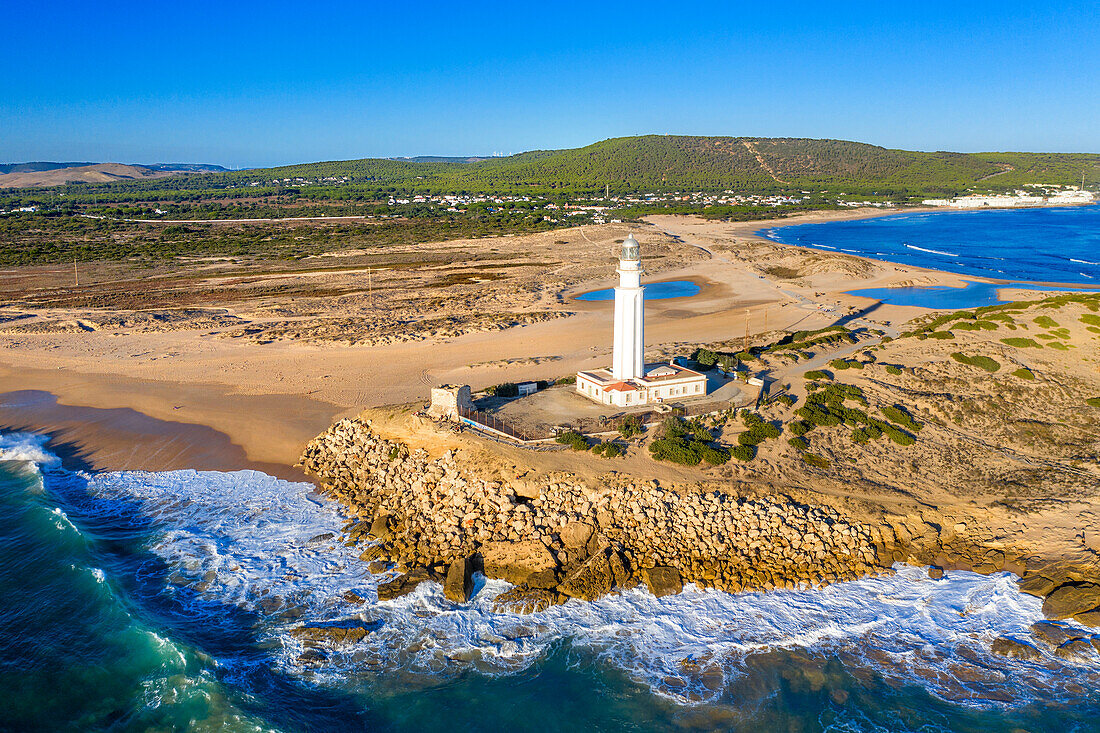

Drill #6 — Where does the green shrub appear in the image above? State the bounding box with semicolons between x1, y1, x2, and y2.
830;358;852;370
617;415;643;439
1087;397;1100;408
882;425;915;445
692;348;718;369
802;453;830;469
648;437;700;465
1047;342;1070;351
928;331;955;339
699;444;730;465
1081;314;1100;326
1012;367;1035;380
881;405;923;431
1001;337;1042;348
851;425;883;443
1034;316;1059;328
885;364;903;375
555;431;590;450
731;445;756;462
788;420;812;436
488;382;519;397
803;370;829;380
951;352;1000;372
555;375;577;385
787;436;809;451
595;442;622;458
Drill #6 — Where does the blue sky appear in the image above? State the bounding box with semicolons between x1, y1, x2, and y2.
4;1;1099;167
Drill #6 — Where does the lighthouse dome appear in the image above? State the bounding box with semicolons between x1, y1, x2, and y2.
620;234;640;261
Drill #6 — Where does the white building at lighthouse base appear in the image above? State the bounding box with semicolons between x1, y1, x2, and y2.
576;362;707;408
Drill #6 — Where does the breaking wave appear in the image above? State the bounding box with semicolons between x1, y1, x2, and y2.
904;244;959;257
7;432;1100;713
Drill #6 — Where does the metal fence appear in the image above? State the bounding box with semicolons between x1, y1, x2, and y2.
457;407;554;442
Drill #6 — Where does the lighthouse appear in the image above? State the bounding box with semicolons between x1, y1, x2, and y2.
611;234;645;380
575;233;708;407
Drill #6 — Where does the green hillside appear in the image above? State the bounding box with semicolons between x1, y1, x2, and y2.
5;135;1099;208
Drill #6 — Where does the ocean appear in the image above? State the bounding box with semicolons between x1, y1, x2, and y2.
4;432;1100;732
760;204;1100;308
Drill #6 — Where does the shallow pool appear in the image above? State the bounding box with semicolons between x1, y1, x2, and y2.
574;280;700;301
846;280;1099;309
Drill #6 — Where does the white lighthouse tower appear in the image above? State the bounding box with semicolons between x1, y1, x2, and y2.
575;233;708;407
611;233;645;380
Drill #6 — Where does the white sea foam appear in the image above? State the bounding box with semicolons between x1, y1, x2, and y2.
1070;258;1100;265
72;466;1100;709
0;432;61;467
904;244;960;257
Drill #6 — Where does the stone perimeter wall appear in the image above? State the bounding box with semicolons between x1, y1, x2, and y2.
299;417;893;608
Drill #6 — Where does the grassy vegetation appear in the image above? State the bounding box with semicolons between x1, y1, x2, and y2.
950;352;1001;372
1087;398;1100;408
794;382;917;448
1012;367;1036;380
803;370;829;380
829;358;864;370
885;365;903;375
1000;337;1042;348
555;431;590;451
1034;316;1060;328
1082;314;1100;326
649;417;730;466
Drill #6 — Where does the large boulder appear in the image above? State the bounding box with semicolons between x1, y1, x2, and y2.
1017;574;1058;598
558;551;615;601
444;558;474;603
491;586;561;614
642;566;683;598
560;521;594;550
290;625;369;646
368;513;392;541
990;637;1040;660
480;540;559;589
1041;583;1100;620
1030;621;1085;648
377;567;431;601
1055;638;1097;662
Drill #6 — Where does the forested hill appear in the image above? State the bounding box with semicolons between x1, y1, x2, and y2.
6;136;1099;204
215;135;1100;196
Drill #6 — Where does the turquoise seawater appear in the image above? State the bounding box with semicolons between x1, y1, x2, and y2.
4;432;1100;732
760;204;1100;308
575;280;701;301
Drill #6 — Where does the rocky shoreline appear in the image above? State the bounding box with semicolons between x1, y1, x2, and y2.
299;415;1100;656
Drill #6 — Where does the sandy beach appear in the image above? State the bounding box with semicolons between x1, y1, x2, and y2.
0;207;988;473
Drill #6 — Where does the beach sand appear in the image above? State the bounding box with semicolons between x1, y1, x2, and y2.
0;208;995;473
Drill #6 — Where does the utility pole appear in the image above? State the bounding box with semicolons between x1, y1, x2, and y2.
74;255;79;287
367;266;372;307
744;310;750;352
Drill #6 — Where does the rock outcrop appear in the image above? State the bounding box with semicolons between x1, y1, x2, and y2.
299;418;900;610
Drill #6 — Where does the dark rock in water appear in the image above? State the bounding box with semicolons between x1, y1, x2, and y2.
928;566;944;580
377;567;431;601
642;566;683;598
369;513;392;541
1018;574;1058;598
297;649;327;666
290;625;369;645
367;560;391;574
1030;621;1085;648
359;544;386;563
991;636;1041;660
444;558;474;603
346;520;371;541
1076;610;1100;628
1055;638;1097;662
1042;583;1100;620
342;590;366;605
491;586;561;614
307;532;335;544
558;551;614;601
